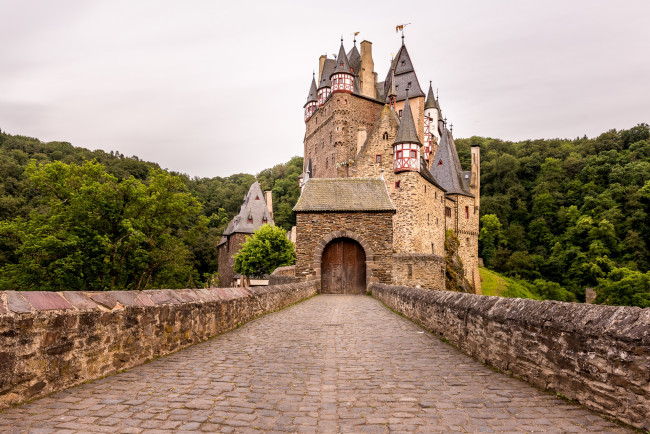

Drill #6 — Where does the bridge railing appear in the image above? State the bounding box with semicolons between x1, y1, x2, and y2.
370;282;649;430
0;282;317;409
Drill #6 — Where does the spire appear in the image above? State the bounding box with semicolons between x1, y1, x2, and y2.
393;92;422;146
425;81;439;110
429;127;472;196
332;40;353;77
387;70;397;109
304;73;318;106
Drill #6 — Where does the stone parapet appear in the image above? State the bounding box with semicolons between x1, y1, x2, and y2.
0;282;317;408
370;283;649;430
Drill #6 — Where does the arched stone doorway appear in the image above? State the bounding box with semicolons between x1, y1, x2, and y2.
321;238;366;294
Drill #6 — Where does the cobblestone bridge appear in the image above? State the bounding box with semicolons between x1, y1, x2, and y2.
0;295;631;433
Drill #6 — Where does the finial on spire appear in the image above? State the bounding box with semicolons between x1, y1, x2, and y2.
450;123;453;133
353;31;359;45
395;23;411;45
443;116;447;125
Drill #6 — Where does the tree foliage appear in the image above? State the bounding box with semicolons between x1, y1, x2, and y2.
233;225;295;278
457;122;650;306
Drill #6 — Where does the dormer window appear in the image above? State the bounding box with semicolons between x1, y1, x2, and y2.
255;195;260;200
247;215;253;224
262;216;267;224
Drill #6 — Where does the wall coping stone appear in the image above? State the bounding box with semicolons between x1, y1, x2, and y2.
370;282;650;429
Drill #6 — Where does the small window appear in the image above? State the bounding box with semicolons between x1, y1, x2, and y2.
262;217;267;224
337;99;340;105
425;185;427;193
344;99;348;105
329;132;332;143
395;181;400;188
255;195;260;200
325;158;328;169
435;191;437;199
436;217;439;224
383;132;389;140
410;150;416;158
431;243;435;254
465;206;469;218
376;154;382;163
396;150;402;159
438;159;443;166
445;207;451;217
248;216;253;224
399;110;403;117
407;264;413;278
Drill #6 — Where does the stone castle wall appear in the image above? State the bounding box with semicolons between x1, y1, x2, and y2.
371;283;650;430
294;211;393;285
217;232;248;286
454;194;481;293
304;93;383;179
392;253;445;290
0;282;317;408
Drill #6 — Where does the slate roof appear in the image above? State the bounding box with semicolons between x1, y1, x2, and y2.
318;59;336;89
429;127;473;197
425;81;440;110
382;44;425;102
394;94;422;145
293;178;395;212
348;44;361;75
331;42;353;77
222;182;275;236
304;75;318;107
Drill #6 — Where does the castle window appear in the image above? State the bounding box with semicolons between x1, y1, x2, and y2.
410;150;416;158
325;158;328;169
407;264;413;278
425;185;427;193
376;154;381;163
262;217;267;224
255;195;260;200
445;207;451;217
248;215;253;224
395;181;400;189
337;99;340;105
436;217;438;224
383;132;388;140
399;110;403;118
435;191;437;199
431;243;435;254
330;132;332;143
438;159;443;166
344;99;348;105
465;206;469;218
396;150;402;159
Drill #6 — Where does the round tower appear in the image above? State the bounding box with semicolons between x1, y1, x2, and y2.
424;81;440;161
304;74;318;122
393;92;422;173
330;39;354;94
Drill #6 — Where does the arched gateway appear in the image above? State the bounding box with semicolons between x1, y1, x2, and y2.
321;238;366;294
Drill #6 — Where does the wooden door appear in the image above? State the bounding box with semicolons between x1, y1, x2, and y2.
321;238;366;294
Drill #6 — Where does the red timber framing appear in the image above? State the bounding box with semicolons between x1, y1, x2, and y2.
304;102;317;121
331;73;353;93
423;116;433;161
318;87;331;106
393;143;420;172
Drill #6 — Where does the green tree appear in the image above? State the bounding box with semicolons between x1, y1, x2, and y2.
595;268;650;308
0;160;205;291
479;214;502;266
233;224;295;278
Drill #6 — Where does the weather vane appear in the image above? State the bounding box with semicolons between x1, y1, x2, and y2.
395;23;411;44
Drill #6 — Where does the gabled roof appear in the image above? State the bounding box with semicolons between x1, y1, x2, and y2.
331;41;353;77
222;181;274;236
394;94;422;145
318;59;336;89
294;178;395;212
304;75;318;107
425;81;439;110
429;128;473;197
383;44;425;102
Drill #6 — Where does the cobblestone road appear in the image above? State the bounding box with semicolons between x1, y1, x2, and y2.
0;295;631;433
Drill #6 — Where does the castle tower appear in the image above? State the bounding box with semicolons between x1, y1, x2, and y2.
331;40;354;94
304;74;318;122
387;70;397;110
424;82;440;163
317;56;335;107
392;92;422;173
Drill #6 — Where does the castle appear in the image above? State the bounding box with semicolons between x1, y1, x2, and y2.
292;36;481;294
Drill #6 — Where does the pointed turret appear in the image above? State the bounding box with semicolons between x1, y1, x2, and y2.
317;58;335;106
425;81;439;110
331;40;354;94
304;74;318;121
387;70;397;109
429;127;472;196
347;42;361;75
392;93;422;173
423;81;440;162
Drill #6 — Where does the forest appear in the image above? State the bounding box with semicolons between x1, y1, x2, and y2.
0;124;648;306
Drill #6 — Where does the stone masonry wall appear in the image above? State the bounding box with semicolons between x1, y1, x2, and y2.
371;283;650;429
304;93;383;179
454;194;481;293
392;253;445;290
217;232;248;287
295;212;393;285
0;282;317;408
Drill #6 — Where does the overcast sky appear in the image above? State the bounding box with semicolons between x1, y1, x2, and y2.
1;0;648;178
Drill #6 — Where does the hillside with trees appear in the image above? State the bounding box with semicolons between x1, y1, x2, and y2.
456;123;650;307
1;124;648;306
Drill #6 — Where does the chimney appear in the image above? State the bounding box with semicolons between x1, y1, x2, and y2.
318;55;327;84
470;145;481;209
264;190;273;218
359;40;375;98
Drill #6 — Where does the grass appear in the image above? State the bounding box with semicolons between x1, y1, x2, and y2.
479;267;541;300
